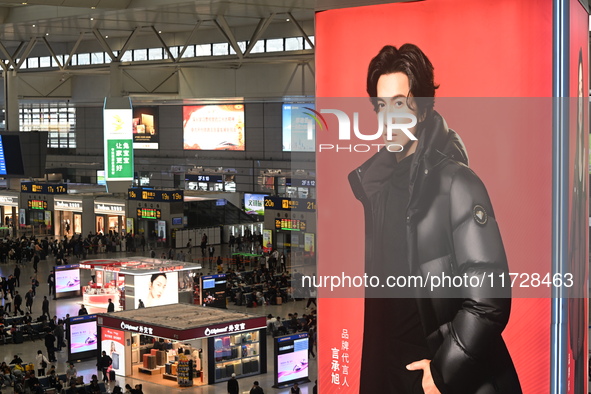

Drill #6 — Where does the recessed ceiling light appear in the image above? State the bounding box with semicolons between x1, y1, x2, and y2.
32;24;36;27
158;30;162;34
286;18;290;22
91;6;96;9
90;17;94;21
105;35;108;38
45;33;49;36
21;2;27;5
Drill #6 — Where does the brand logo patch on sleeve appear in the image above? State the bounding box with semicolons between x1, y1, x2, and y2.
473;205;488;225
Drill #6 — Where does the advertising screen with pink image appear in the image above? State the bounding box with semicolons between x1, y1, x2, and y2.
56;269;80;293
70;321;97;354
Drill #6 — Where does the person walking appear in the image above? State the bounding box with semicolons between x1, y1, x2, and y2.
227;373;239;394
25;289;34;313
4;290;12;313
13;290;23;316
107;299;115;313
42;296;50;319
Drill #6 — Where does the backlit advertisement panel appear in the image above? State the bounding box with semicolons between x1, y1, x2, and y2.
282;103;315;152
55;269;80;293
101;328;126;376
70;321;97;354
103;102;133;181
133;271;178;308
183;105;245;150
244;193;267;215
132;107;159;150
315;1;586;394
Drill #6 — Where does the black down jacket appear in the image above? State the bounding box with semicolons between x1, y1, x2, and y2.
348;111;522;394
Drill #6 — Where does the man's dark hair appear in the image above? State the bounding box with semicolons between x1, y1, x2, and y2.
367;43;439;118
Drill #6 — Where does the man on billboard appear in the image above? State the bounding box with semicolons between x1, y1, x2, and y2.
348;44;521;393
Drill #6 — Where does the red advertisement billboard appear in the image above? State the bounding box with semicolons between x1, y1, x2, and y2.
315;1;587;393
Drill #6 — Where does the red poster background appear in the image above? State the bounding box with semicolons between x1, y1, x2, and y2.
315;1;559;393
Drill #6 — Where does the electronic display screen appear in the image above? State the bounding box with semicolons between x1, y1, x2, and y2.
70;321;98;354
133;271;179;308
200;274;227;309
244;193;267;215
183;105;245;150
276;333;309;384
55;269;81;293
282;103;316;152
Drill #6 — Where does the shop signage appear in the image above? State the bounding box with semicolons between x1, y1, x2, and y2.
94;203;125;214
128;188;184;202
104;99;134;181
28;200;48;210
54;200;82;211
137;208;161;220
204;323;247;336
264;197;316;212
120;321;155;335
21;182;67;194
159;265;183;272
0;196;18;206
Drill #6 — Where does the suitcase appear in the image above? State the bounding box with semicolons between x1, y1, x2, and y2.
147;355;156;369
171;363;177;375
165;363;172;374
156;350;166;366
276;296;282;305
215;367;223;381
109;370;116;381
142;354;150;368
233;362;242;376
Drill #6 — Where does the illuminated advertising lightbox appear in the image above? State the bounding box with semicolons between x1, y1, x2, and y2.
275;333;309;386
103;98;134;181
262;229;272;253
133;271;178;308
183;105;245;150
55;269;80;293
70;320;98;354
244;193;267;215
101;328;126;376
200;274;227;309
132;107;159;150
282;103;315;152
315;1;587;394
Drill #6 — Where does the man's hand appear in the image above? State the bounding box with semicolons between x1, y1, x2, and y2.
406;359;441;394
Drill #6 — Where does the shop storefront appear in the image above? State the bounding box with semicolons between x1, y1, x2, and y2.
97;304;267;387
94;199;127;235
54;198;83;238
0;193;18;236
80;257;201;310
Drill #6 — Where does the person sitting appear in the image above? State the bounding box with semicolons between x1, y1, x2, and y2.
9;355;22;365
87;375;101;394
47;369;62;393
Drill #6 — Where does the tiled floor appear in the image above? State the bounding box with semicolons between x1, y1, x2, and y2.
0;246;317;393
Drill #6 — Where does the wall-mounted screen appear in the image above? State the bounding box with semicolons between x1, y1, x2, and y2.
132;107;159;150
183;105;245;150
244;193;267;215
282;103;315;152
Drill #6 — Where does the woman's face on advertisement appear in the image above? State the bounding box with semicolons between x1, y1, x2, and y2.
376;72;419;158
150;275;167;299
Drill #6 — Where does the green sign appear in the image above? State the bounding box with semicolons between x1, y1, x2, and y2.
107;139;133;179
